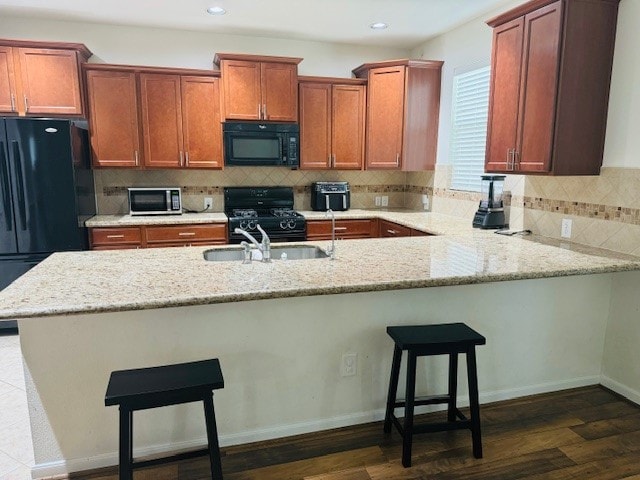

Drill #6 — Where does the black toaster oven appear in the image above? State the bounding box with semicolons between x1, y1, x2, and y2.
311;182;350;211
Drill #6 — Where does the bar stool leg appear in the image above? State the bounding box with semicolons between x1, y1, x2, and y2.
384;345;403;434
118;407;133;480
466;347;483;458
203;393;224;480
447;353;459;422
402;351;417;468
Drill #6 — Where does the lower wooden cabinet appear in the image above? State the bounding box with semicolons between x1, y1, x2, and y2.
306;219;379;240
89;224;227;250
90;227;142;249
145;224;227;247
379;219;411;238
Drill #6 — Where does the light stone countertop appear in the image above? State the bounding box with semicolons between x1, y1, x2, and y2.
85;212;228;226
1;214;640;319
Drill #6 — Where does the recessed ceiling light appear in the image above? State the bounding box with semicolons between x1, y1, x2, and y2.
207;6;226;15
370;22;388;30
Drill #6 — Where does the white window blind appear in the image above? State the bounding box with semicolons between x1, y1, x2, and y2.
449;65;490;192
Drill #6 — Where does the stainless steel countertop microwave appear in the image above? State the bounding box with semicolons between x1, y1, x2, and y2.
128;188;182;215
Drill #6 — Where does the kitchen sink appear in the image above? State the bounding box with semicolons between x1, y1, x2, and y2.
203;245;329;262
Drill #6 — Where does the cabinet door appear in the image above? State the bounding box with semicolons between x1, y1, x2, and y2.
332;85;365;170
16;48;83;115
516;1;562;173
0;47;17;114
86;70;141;167
261;62;298;122
181;76;223;169
366;66;405;169
299;83;331;169
221;60;261;120
485;18;524;172
140;74;183;168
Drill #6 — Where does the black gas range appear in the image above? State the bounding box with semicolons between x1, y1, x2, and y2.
224;187;306;243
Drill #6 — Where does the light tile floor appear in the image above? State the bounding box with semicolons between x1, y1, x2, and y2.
0;334;34;480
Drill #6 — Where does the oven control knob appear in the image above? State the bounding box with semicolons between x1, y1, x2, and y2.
287;220;296;229
248;221;257;230
280;220;287;229
240;220;248;230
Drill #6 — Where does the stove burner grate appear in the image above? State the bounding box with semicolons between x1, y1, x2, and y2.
232;209;258;218
271;208;297;217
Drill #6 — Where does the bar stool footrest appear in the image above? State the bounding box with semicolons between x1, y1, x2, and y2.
393;394;451;408
132;447;210;470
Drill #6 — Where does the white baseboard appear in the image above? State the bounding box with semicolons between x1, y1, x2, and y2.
600;375;640;405
30;375;601;479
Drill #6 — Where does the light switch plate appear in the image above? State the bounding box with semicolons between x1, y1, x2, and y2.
561;218;572;238
381;196;389;207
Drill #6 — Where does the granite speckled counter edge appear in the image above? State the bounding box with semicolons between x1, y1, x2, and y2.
1;227;640;319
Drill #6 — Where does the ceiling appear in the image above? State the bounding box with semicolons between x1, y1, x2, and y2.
0;0;516;49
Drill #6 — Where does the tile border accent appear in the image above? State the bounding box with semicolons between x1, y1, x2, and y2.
104;185;406;196
523;196;640;225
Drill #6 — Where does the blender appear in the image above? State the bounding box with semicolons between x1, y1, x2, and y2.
473;175;507;229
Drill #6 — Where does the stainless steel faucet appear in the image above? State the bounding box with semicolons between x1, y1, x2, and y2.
325;208;336;260
234;225;271;262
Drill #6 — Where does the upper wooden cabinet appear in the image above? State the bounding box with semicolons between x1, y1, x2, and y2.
215;53;301;122
485;0;620;175
0;39;91;116
85;69;141;167
298;77;366;170
85;64;222;169
353;59;443;171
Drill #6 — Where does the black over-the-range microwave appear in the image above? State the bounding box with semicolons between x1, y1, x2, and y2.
223;121;299;168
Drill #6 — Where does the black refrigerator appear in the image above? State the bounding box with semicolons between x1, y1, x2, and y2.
0;118;95;330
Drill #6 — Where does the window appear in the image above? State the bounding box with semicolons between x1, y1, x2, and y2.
449;65;490;192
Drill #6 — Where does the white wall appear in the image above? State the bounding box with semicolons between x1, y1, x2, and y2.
413;0;640;170
602;0;640;168
601;270;640;404
0;15;408;77
20;274;612;477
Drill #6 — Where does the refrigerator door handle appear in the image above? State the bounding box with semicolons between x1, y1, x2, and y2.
0;141;12;231
11;141;27;231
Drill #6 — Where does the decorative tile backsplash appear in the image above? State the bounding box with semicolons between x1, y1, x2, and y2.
94;166;640;256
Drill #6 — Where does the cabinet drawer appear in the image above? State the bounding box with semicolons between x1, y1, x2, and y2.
307;219;377;240
145;224;227;244
90;227;142;247
379;220;411;237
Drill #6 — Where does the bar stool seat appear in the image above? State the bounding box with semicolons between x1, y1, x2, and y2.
384;323;486;467
105;358;224;480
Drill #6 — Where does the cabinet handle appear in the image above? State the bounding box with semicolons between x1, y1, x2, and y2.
387;229;397;235
263;104;267;120
134;150;139;166
328;154;331;167
23;96;28;113
10;94;15;112
332;154;336;168
178;232;196;236
506;148;515;171
179;151;184;166
514;150;520;170
106;234;125;239
334;227;347;231
185;151;190;166
395;153;400;166
257;104;261;118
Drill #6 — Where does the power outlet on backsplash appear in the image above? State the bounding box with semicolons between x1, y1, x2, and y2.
204;197;213;211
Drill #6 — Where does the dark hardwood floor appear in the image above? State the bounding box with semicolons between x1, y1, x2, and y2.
68;386;640;480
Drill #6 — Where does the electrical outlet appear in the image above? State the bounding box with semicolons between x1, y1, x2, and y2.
421;194;430;210
375;196;382;207
381;196;389;207
341;353;357;377
561;218;572;238
204;197;213;210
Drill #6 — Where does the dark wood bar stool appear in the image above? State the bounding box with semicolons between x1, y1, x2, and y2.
105;358;225;480
384;323;486;467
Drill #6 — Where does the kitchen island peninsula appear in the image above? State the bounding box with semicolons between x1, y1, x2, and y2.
2;212;640;478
